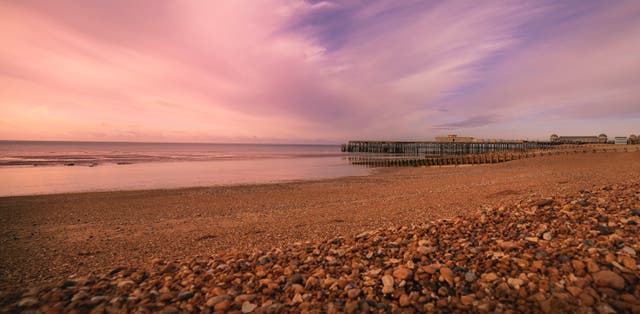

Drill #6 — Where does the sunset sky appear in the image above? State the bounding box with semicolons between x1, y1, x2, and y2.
1;0;639;143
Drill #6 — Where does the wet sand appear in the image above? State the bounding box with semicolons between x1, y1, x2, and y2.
1;151;639;291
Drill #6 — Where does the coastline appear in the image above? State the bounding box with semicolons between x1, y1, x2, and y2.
0;156;369;197
1;151;640;292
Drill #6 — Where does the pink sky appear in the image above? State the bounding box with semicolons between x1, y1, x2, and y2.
1;0;639;143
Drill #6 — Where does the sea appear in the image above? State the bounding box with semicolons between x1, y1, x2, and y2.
0;141;369;196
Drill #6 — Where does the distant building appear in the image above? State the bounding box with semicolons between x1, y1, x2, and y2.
598;134;608;143
549;134;607;144
435;134;474;143
615;137;627;145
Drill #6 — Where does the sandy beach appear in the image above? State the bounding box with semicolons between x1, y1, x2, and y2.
1;151;639;294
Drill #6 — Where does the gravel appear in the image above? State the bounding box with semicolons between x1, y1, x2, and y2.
1;183;639;313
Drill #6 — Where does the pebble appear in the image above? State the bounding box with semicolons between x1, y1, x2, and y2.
214;299;231;311
3;184;640;313
399;294;411;307
460;294;475;306
392;267;412;281
177;291;193;301
381;275;394;294
17;297;38;308
241;302;257;313
346;288;360;299
464;271;477;282
416;246;435;254
507;278;524;290
593;270;625;290
439;267;455;286
71;291;89;302
116;280;134;290
622;246;636;256
594;225;613;235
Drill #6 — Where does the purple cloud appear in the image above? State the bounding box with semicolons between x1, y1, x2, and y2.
0;0;638;142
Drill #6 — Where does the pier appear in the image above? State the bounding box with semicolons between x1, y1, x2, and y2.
341;140;557;156
341;140;635;167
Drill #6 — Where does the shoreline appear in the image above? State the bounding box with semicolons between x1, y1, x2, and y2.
0;156;369;197
0;171;379;198
1;151;640;292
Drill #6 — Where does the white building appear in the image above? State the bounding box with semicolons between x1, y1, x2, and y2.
614;137;627;145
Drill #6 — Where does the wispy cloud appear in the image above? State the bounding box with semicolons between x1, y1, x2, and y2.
0;0;638;142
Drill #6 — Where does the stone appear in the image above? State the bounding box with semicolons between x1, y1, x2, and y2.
417;246;435;255
71;291;89;302
347;288;360;299
399;294;411;307
242;302;257;313
289;273;304;284
595;303;616;314
18;297;38;308
593;270;625;290
571;260;585;271
89;296;108;304
542;232;553;240
392;267;413;281
344;300;358;313
439;267;455;286
578;292;595;306
481;272;499;282
533;260;544;270
305;276;319;289
507;278;524;290
496;282;510;296
161;306;180;314
500;241;518;250
537;199;553;207
206;295;230;307
116;280;135;290
566;286;582;297
422;264;437;274
177;291;193;301
631;208;640;216
621;246;636;256
460;294;475;306
595;225;613;235
381;275;394;294
464;271;477;282
622;256;636;269
290;284;304;294
214;299;231;312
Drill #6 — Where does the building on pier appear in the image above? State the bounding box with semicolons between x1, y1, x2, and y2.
615;137;628;145
435;135;474;143
549;134;607;144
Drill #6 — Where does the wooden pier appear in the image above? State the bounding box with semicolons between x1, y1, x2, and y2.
341;141;632;167
341;140;557;157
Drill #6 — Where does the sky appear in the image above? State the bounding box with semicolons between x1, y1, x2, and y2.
0;0;639;143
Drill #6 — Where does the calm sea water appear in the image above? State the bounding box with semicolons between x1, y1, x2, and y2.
0;141;369;196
